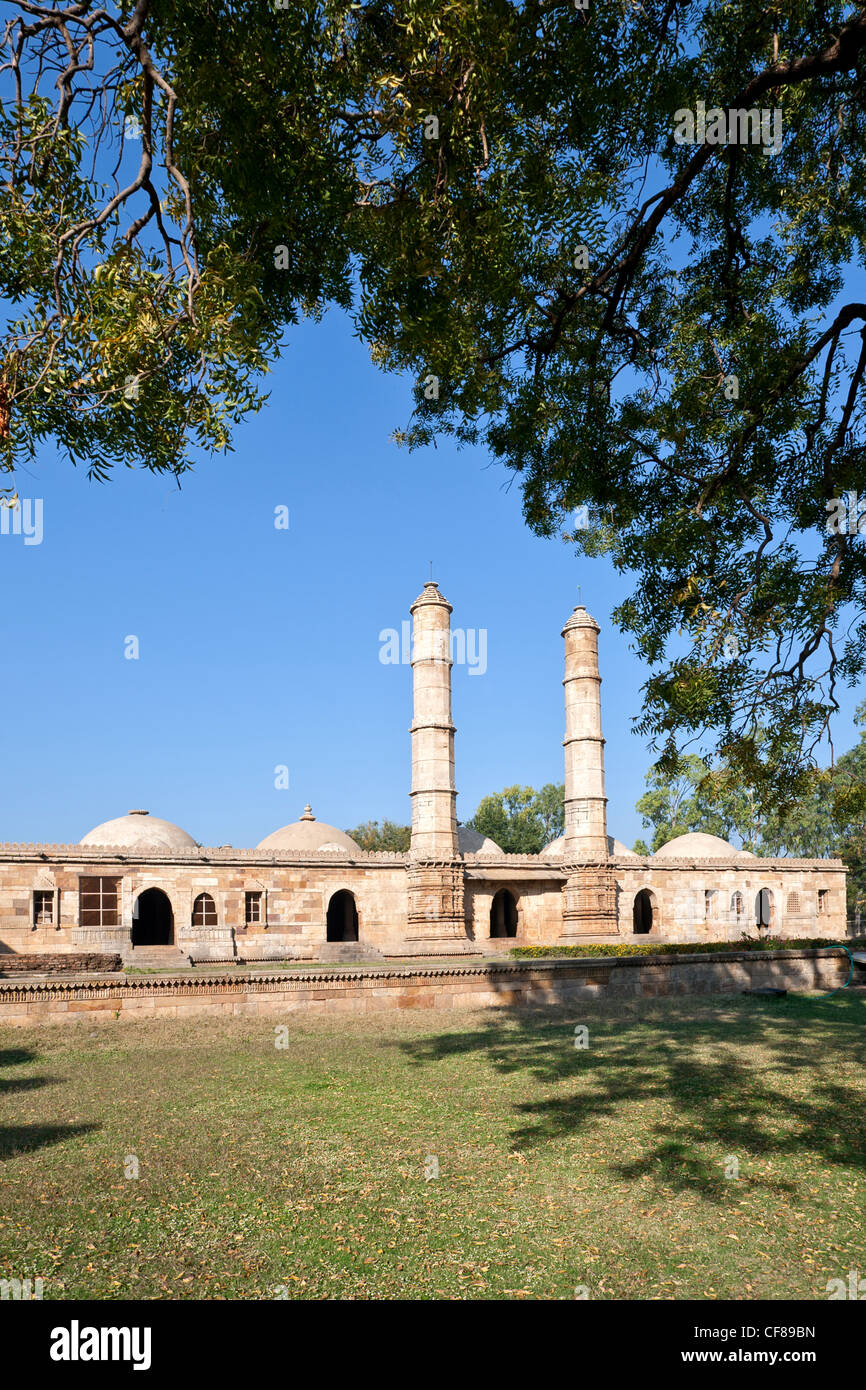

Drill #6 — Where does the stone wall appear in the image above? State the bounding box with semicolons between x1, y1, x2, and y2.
0;952;122;976
612;857;845;942
0;948;853;1027
0;845;849;960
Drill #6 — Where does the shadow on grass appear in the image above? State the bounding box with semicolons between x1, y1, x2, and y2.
0;1048;40;1068
0;1075;57;1096
393;992;866;1200
0;1122;99;1160
0;1045;59;1097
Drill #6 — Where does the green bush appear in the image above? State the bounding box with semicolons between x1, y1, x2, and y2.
509;937;866;960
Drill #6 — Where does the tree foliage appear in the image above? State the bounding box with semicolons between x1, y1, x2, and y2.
4;2;866;794
634;705;866;915
346;818;411;852
467;783;564;853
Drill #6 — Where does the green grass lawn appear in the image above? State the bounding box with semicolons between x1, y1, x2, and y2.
1;992;865;1300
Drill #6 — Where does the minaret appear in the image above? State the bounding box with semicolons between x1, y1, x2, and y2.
405;579;465;949
409;580;459;859
562;604;609;857
559;601;618;938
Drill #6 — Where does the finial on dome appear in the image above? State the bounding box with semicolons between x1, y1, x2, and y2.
300;804;316;821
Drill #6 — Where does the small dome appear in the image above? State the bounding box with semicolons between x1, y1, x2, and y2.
80;809;197;850
458;825;504;855
256;805;360;854
653;831;750;859
541;834;637;857
609;836;639;858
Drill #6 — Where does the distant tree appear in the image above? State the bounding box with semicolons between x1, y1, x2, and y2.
346;820;411;852
467;784;564;855
634;754;730;854
830;701;866;920
633;718;866;917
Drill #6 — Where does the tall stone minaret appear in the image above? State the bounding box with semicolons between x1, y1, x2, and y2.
559;602;618;938
406;580;465;949
562;604;609;856
409;580;459;859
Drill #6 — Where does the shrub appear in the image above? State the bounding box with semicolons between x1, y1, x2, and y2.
509;937;866;960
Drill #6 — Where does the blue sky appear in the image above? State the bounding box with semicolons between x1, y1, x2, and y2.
1;305;861;852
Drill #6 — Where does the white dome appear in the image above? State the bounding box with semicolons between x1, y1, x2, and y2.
542;834;637;857
653;831;751;859
458;825;504;855
257;806;360;854
80;810;197;850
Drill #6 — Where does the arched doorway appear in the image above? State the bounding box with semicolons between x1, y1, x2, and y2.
327;890;359;943
132;888;174;946
490;889;518;938
756;888;773;929
633;889;654;934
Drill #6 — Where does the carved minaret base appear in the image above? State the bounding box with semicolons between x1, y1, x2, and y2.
559;602;618;939
561;862;618;938
405;861;466;944
405;581;468;949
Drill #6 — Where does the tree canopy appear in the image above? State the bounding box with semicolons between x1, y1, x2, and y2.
346;818;411;852
467;783;564;854
633;707;866;916
4;2;866;797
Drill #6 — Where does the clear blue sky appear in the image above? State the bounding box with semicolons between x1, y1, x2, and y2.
1;307;861;851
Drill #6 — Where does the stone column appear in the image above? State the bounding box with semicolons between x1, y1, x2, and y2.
406;580;466;947
559;603;618;938
562;605;608;856
409;581;459;859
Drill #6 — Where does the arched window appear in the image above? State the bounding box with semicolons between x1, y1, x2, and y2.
327;890;359;943
755;888;774;929
489;889;518;938
633;889;654;934
192;892;217;927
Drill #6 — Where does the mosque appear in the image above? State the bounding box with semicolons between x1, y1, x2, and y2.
0;582;847;964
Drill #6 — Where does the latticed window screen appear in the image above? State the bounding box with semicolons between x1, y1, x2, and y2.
33;890;54;925
192;892;218;927
245;891;262;925
786;891;801;913
79;877;121;927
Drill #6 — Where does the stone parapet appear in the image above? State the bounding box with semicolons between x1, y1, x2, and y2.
0;948;854;1026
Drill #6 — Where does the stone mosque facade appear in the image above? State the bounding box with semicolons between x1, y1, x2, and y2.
0;583;848;964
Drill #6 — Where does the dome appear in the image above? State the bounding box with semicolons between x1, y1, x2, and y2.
542;834;638;857
458;825;504;855
80;809;197;850
653;831;751;859
256;806;360;854
609;836;639;858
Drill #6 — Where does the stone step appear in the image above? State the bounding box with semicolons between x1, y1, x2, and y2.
317;942;386;963
125;946;191;970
